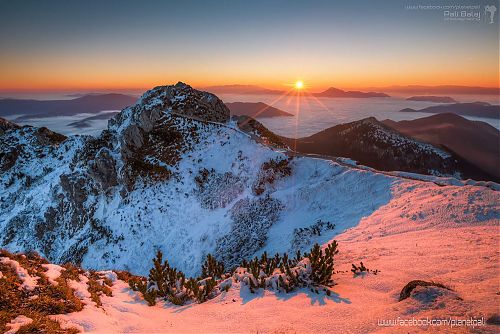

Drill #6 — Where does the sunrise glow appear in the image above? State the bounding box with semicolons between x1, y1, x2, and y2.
0;1;498;92
295;81;304;90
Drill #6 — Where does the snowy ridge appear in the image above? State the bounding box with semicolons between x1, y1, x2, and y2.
342;117;451;159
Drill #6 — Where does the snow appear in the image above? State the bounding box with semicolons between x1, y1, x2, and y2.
2;98;498;280
52;223;498;333
52;180;499;333
4;315;33;334
0;257;39;291
69;274;92;303
41;263;65;286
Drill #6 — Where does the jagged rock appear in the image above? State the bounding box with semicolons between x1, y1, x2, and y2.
0;149;19;172
60;173;89;208
140;82;230;124
110;82;230;160
88;148;118;191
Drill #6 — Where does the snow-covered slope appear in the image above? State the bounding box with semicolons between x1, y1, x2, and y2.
0;83;498;280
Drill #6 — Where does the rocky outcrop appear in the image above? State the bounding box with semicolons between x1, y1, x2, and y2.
0;117;20;136
109;82;230;160
88;148;118;192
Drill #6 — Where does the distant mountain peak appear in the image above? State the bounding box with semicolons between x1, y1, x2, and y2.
225;102;293;118
202;84;284;95
314;87;389;98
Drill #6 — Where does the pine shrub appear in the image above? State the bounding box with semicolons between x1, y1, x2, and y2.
200;254;224;280
132;242;340;306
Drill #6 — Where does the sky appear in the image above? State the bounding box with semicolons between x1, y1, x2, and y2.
0;0;498;92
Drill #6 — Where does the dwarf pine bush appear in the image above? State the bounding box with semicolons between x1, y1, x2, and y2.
131;241;340;306
200;254;225;280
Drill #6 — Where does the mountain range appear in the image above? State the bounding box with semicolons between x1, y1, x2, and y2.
0;94;137;120
281;116;498;182
368;85;500;95
313;87;389;98
201;84;284;95
384;113;500;179
400;102;500;119
1;82;496;276
406;96;456;103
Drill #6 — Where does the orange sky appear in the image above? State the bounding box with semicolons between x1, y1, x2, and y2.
1;1;498;92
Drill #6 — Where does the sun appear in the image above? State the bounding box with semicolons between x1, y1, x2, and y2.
294;80;304;90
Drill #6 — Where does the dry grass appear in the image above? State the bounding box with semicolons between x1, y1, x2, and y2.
0;249;82;333
87;271;113;307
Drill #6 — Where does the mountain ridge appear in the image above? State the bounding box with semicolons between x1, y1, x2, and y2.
0;93;137;119
399;102;500;119
314;87;389;98
281;117;498;182
226;102;293;118
383;113;500;179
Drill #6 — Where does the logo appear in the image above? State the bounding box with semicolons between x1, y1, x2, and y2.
484;5;497;24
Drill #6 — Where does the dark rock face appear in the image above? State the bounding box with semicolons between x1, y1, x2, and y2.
0;150;19;172
88;148;118;192
32;127;67;145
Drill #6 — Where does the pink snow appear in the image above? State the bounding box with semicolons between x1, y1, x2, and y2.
41;263;65;286
51;181;499;333
4;315;33;334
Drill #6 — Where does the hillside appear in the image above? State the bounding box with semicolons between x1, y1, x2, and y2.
384;113;500;180
281;117;496;181
1;182;499;333
226;102;293;118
